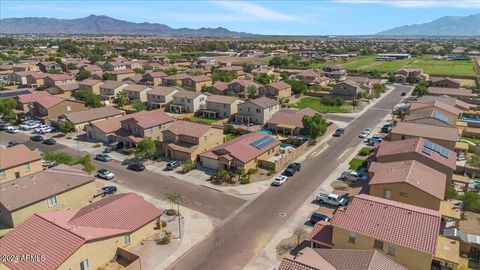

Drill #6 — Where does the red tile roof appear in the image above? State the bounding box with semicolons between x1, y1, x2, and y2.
124;109;174;129
369;160;447;199
46;74;74;81
267;108;317;128
308;221;333;246
0;144;41;170
409;100;460;116
428;87;476;98
16;91;51;104
331;194;441;254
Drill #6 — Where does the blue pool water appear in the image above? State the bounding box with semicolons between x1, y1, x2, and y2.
280;143;290;148
462;117;480;124
257;129;273;135
469;180;480;189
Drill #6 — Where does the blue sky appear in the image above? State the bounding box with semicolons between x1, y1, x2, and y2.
1;0;480;35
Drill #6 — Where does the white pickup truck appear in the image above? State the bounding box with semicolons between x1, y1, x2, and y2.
316;193;349;206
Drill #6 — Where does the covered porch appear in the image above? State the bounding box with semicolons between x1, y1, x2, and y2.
234;114;253;124
272;124;297;137
169;104;184;114
200;109;219;119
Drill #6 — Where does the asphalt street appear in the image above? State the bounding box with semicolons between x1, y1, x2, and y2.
169;84;412;270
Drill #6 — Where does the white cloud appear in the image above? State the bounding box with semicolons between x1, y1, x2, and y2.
212;1;302;21
333;0;480;8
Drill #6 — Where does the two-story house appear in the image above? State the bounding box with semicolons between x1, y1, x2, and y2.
389;122;459;150
26;72;48;89
161;120;224;161
58;106;124;132
183;75;213;92
146;86;180;109
332;80;368;100
405;100;460;127
37;61;61;72
123;83;151;102
0;145;43;184
429;77;461;88
44;74;76;88
143;71;167;86
320;65;347;81
235;96;280;125
258;81;292;100
0;164;96;231
102;61;128;71
224;79;260;98
394;68;429;84
78;79;104;95
99;80;129;102
170;91;207;113
201;94;243;119
162;73;190;87
8;71;35;85
110;69;136;81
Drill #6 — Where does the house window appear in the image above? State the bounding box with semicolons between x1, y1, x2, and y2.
0;170;5;179
388;244;396;256
382;189;391;199
373;239;384;250
256;108;261;113
204;135;207;142
23;163;31;171
47;195;57;207
399;192;408;197
66;105;71;112
80;259;89;270
123;235;131;245
348;232;356;243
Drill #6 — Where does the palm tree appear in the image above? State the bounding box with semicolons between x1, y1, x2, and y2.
116;91;129;109
166;192;185;215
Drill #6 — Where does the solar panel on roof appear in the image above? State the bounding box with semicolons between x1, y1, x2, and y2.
424;140;434;150
424;140;450;159
440;148;450;158
433;111;450;123
250;136;275;149
422;147;432;155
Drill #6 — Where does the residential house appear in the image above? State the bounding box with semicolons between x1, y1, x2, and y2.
125;74;143;84
416;95;474;111
279;247;406;270
368;160;447;210
54;83;79;96
143;71;167;86
389;122;459;150
320;65;347;81
296;70;320;85
15;91;51;114
161;120;224;161
123;84;151;102
405;100;460;127
79;64;103;75
183;75;213;92
86;113;134;143
258;81;292;100
162;73;190;87
430;77;461;88
44;74;76;88
78;79;104;95
332;80;369;100
12;63;39;72
146;86;180;109
58;106;124;131
394;68;429;84
199;133;280;171
26;72;47;89
211;82;229;95
8;71;34;85
0;193;162;270
309;194;443;270
99;80;129;101
102;61;128;71
143;62;162;71
426;87;477;102
0;165;96;230
37;61;61;72
170;91;207;113
202;94;243;119
114;110;174;148
225;79;261;98
0;145;43;184
266;108;317;136
111;69;136;81
235;96;280;125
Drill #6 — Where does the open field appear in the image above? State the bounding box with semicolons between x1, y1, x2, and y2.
404;56;478;77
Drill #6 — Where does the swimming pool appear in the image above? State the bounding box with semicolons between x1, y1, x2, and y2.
462;117;480;124
256;129;273;135
280;143;290;148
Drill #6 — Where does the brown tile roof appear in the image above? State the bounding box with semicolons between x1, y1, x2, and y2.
428;87;476;98
0;165;95;211
0;193;162;270
90;113;133;134
188;75;211;82
173;90;203;99
266;80;291;90
267;108;317;128
390;122;459;142
78;79;103;87
124;83;150;92
308;220;333;246
17;91;51;104
45;74;75;81
332;194;441;254
164;73;190;80
100;80;128;90
409;100;460;116
122;109;174;129
297;70;318;78
231;79;260;88
430;77;460;84
26;72;48;79
212;82;229;91
62;106;123;124
416;95;473;110
166;120;211;137
374;138;456;171
110;69;134;75
147;86;180;96
146;71;167;78
248;96;279;108
206;94;239;104
56;83;79;92
369;160;447;199
200;133;280;163
0;144;41;170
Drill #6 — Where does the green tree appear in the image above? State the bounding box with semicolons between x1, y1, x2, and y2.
102;72;114;80
166;192;185;215
78;154;95;173
413;81;429;97
165;68;177;75
286;79;308;95
132;100;147;111
467;150;480;171
76;70;92;80
0;98;17;122
334;97;344;107
247;85;257;98
387;74;396;83
48;69;62;74
321;96;335;112
200;84;211;93
59;120;75;134
115;91;129;109
351;99;359;112
66;63;77;70
133;67;145;74
74;90;103;108
211;71;237;82
460;192;480;212
301;113;328;139
135;137;157;160
446;186;458;199
255;73;275;85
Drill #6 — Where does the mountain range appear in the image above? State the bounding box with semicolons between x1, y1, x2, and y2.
0;15;251;37
377;13;480;36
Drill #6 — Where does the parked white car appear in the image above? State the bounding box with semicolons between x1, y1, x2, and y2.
316;193;348;206
20;121;41;130
34;125;53;133
5;126;19;133
272;175;288;186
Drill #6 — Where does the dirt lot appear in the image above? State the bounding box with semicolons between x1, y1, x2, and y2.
460;211;480;235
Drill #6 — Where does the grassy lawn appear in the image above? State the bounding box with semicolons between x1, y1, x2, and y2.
404;56;478;77
349;158;366;170
292;97;351;113
342;56;377;70
189;116;218;124
461;136;480;145
224;134;239;142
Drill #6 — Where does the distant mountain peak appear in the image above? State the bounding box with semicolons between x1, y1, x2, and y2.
0;15;253;37
378;13;480;36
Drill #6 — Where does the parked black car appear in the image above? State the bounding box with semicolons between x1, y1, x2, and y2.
8;140;19;147
282;162;301;176
102;186;117;196
30;135;44;142
333;128;345;137
127;162;145;172
381;124;394;133
42;138;56;145
310;212;331;224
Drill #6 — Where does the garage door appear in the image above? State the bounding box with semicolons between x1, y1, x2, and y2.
200;157;218;170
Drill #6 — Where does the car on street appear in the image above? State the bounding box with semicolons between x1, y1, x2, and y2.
358;129;371;138
42;138;56;145
30;135;44;142
95;153;112;162
309;212;331;224
6;126;19;133
34;125;53;133
127;162;145;172
272;175;288;186
42;160;58;168
8;140;19;147
282;162;301;176
316;193;349;206
340;170;368;182
333;128;345;137
102;186;117;196
381;124;394;133
20;121;40;130
97;168;115;180
368;137;383;146
165;160;181;171
0;123;7;131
